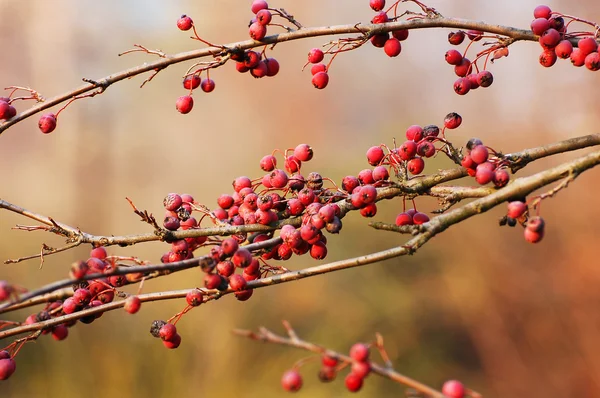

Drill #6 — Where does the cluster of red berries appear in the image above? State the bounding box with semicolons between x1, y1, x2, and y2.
530;5;600;70
444;31;495;95
504;200;545;243
1;95;57;135
0;98;16;122
150;320;182;349
368;1;409;58
460;138;510;187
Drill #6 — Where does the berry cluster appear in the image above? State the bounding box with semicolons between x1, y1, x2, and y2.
531;5;600;70
503;200;546;243
460;138;511;187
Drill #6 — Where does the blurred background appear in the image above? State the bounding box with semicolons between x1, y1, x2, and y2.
1;1;600;397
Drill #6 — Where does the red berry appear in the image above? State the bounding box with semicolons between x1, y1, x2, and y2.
578;37;598;56
398;140;417;160
251;0;269;14
539;28;560;49
221;237;239;256
405;125;423;141
371;11;389;24
475;164;494;185
256;9;272;25
281;369;302;392
453;77;471;95
90;246;108;260
442;380;466;398
312;71;329;89
322;355;338;367
345;373;364;392
235;289;254;301
350;343;370;362
265;57;280;77
384;38;402;57
585;52;600;71
177;15;193;31
284;155;301;173
445;49;463;66
228;274;248;291
570;48;586;67
413;212;430;225
539;49;557;67
531;18;551;36
444;112;462;129
370;33;389;48
186;289;204;306
244;51;261;69
392;29;409;41
360;203;377;217
51;324;69;341
38;113;57;134
200;78;215;93
493;168;510;188
163;193;183;211
183;75;201;90
249;21;267;41
308;48;324;64
395;212;413;226
454;57;472;77
467;30;483;41
310;241;328;260
507;201;527;218
294;143;313;161
533;5;552;19
232;248;253;268
366;146;385;166
162;333;181;349
476;70;494;87
124;296;141;314
159;323;177;341
251;61;268;78
351;361;371;379
0;358;16;380
470;145;489;164
358;169;375;185
176;95;194;114
407;157;425;175
524;217;545;243
369;0;385;12
372;165;389;181
448;31;465;45
0;101;10;120
359;185;377;204
311;63;327;75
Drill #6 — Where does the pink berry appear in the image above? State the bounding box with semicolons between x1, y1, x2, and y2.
312;71;329;89
308;48;324;64
183;75;201;90
228;274;248;291
578;37;598;56
442;380;466;398
345;373;364;392
176;95;194;114
384;38;402;57
264;58;280;77
531;18;550;36
405;125;424;141
249;21;267;41
251;0;269;14
475;164;494;185
570;48;586;67
256;9;272;25
539;28;560;49
372;165;389;181
294;144;313;161
444;112;462;129
533;5;552;20
369;0;385;12
453;77;471;95
350;343;370;362
454;57;472;77
585;52;600;71
311;63;327;75
177;15;193;31
0;358;16;380
413;212;430;225
366;146;385;166
51;324;69;341
470;145;489;164
281;369;302;392
38;113;57;134
200;78;215;93
124;296;141;314
395;212;413;226
507;201;527;218
493;168;510;188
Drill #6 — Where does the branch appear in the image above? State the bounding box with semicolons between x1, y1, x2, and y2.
3;147;599;340
0;17;537;135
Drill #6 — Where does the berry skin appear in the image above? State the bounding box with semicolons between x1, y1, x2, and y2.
405;125;424;141
539;49;557;67
177;15;193;31
294;143;313;161
395;212;413;226
442;380;466;398
308;48;324;64
249;21;267;41
493;169;510;188
345;373;364;392
407;157;425;175
413;212;430;225
476;70;494;87
533;5;552;19
250;61;268;78
371;11;389;24
350;343;370;362
372;165;389;181
312;71;329;89
578;37;598;56
360;203;377;217
531;18;550;36
444;112;462;129
369;0;385;12
585;52;600;71
159;323;177;341
453;77;471;95
384;38;402;57
221;237;239;256
232;248;253;268
539;29;560;49
51;324;69;341
445;49;463;66
256;9;272;25
311;63;327;75
251;0;269;14
475;164;494;185
398;140;417;160
235;289;254;301
281;369;302;392
454;58;472;77
176;95;194;114
524;226;544;243
38;113;57;134
228;274;248;291
470;145;489;164
0;101;9;120
124;296;141;314
90;246;108;260
507;201;527;218
570;49;586;67
244;51;261;69
370;33;389;48
448;31;465;45
162;333;181;349
310;241;328;260
200;78;215;93
163;193;183;211
183;75;201;90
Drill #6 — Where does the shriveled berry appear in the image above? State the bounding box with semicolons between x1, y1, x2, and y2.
177;15;193;31
417;141;435;158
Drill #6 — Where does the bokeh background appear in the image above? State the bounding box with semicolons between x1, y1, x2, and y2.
1;1;600;397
